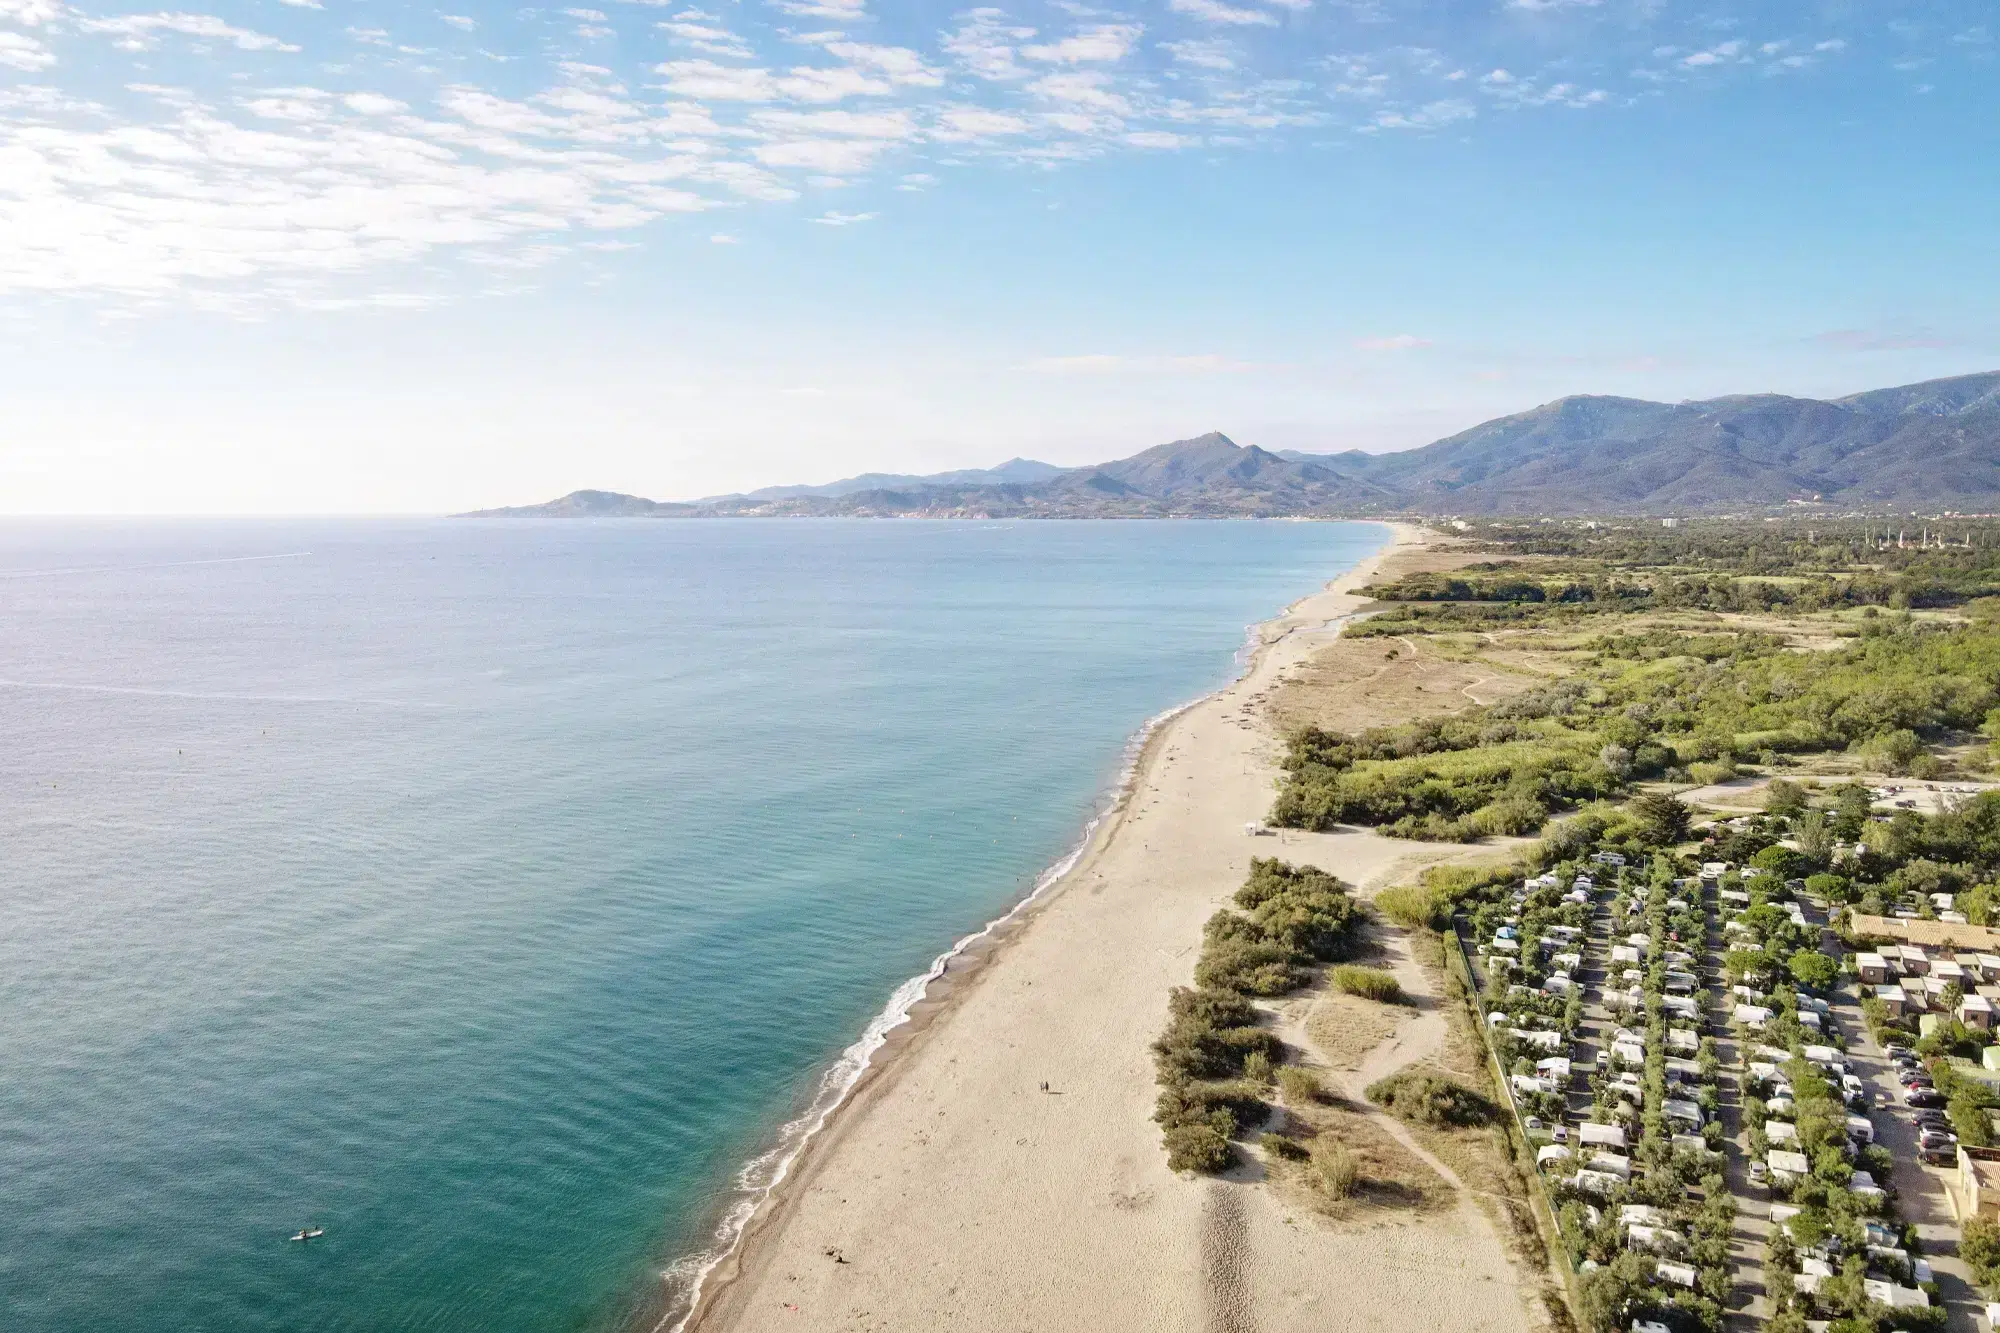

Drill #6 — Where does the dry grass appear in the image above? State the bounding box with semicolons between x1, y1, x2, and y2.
1265;632;1537;735
1304;993;1406;1072
1401;933;1575;1332
1270;1093;1449;1219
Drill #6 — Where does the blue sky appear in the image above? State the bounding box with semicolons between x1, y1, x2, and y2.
0;0;1995;510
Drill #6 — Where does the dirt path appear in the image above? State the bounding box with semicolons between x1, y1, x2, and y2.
1270;920;1466;1191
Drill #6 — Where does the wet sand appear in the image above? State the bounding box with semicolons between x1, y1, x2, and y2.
688;522;1539;1333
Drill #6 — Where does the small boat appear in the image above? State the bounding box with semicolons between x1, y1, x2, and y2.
289;1228;325;1243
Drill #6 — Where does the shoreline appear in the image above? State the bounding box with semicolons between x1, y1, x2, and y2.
661;520;1415;1333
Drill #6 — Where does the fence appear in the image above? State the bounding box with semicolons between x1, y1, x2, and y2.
1441;920;1586;1313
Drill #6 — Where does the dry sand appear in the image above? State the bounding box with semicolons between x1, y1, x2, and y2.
688;522;1543;1333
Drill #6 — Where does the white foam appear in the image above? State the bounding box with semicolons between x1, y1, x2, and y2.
654;563;1372;1333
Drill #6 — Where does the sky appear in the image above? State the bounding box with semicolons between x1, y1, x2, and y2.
0;0;1996;511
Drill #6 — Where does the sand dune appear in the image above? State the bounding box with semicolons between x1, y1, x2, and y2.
689;523;1541;1333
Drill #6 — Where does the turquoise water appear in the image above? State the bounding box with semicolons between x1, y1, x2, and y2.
0;517;1386;1333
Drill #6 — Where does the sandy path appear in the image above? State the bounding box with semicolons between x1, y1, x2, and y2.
1270;921;1465;1193
688;524;1537;1333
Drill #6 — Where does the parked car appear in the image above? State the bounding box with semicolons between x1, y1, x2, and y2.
1749;1160;1770;1186
1906;1088;1946;1108
1920;1129;1958;1151
1915;1110;1952;1129
1923;1145;1957;1166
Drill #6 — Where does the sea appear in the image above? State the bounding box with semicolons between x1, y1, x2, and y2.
0;516;1387;1333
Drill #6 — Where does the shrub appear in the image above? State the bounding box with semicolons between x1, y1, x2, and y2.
1365;1069;1497;1127
1857;727;1929;775
1309;1140;1359;1198
1764;778;1808;818
1164;1124;1235;1173
1261;1131;1310;1162
1194;934;1303;995
1151;986;1282;1081
1331;965;1403;1003
1470;795;1550;837
1374;883;1444;930
1242;1051;1274;1084
1154;1078;1268;1138
1276;1065;1326;1106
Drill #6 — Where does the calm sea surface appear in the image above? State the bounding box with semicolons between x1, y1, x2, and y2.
0;517;1386;1333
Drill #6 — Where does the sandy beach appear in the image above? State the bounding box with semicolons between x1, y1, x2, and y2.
686;521;1544;1333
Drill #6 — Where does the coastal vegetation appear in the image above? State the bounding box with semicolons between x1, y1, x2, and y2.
1329;964;1403;1003
1151;858;1362;1172
1271;519;2000;843
1365;1068;1497;1128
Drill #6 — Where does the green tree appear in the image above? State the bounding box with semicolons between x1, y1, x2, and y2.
1576;1252;1651;1333
1965;1217;2000;1289
1752;844;1808;880
1766;778;1809;819
1789;949;1838;992
1797;810;1834;864
1629;792;1692;847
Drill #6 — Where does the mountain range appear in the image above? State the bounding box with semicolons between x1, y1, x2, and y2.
460;370;2000;518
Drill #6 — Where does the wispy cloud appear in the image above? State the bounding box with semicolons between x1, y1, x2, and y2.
0;0;1906;313
79;10;300;52
1354;333;1431;350
1168;0;1279;28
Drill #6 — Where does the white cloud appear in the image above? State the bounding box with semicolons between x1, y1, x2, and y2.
566;7;608;18
1125;129;1192;148
709;231;739;242
1814;38;1846;52
0;69;787;306
1507;0;1600;10
658;13;750;58
441;14;476;30
1369;98;1474;130
0;29;54;67
932;104;1031;139
810;209;876;224
755;138;891;172
1681;40;1745;67
1023;23;1140;64
1029;69;1131;113
943;11;1036;81
0;0;66;24
344;91;407;114
277;0;322;9
80;11;300;52
1161;38;1235;70
772;0;864;19
1168;0;1277;26
752;107;916;137
822;41;943;87
655;58;892;101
